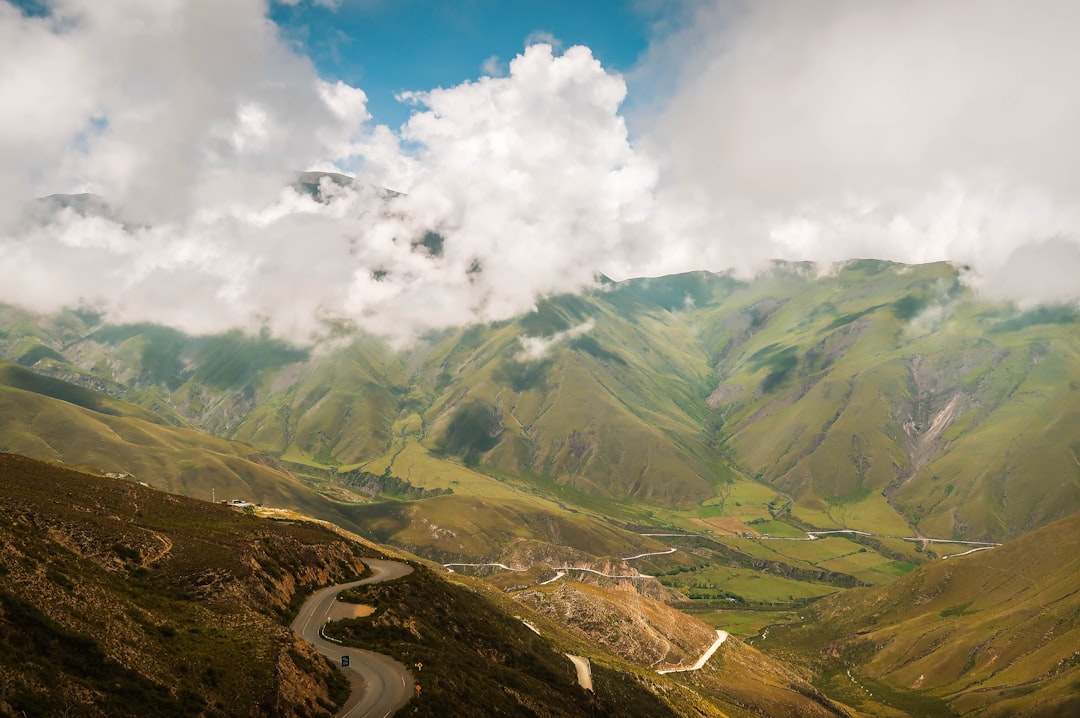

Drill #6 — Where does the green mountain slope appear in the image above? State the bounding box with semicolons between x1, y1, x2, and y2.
0;360;368;530
694;260;1080;541
416;286;729;505
764;510;1080;717
3;259;1078;546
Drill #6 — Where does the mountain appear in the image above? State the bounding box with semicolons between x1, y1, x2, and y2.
30;192;120;221
691;260;1080;542
2;260;1078;622
762;510;1080;717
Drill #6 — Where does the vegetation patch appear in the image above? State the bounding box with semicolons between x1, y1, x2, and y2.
990;304;1078;333
15;343;66;367
825;304;883;330
938;602;974;618
190;331;309;389
570;334;628;365
438;400;503;464
747;344;800;392
338;466;453;500
892;294;929;321
0;362;121;416
493;357;552;391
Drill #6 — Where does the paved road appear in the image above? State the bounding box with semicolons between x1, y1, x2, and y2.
291;559;415;718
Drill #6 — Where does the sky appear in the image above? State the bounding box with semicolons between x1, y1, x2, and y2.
1;0;1078;344
267;0;657;129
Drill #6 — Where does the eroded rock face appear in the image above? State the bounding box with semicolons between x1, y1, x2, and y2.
516;582;715;669
272;634;344;717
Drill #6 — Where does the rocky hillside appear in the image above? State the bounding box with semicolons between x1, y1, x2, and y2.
0;453;374;717
512;580;850;718
516;581;719;669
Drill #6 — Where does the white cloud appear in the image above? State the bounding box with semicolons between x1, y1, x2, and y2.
637;0;1080;301
518;320;595;361
0;18;661;344
331;43;661;341
0;0;369;224
524;30;562;51
2;0;1078;350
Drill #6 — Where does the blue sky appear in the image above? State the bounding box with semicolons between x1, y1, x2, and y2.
269;0;662;128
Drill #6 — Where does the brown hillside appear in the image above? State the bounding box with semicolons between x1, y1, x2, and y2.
0;452;374;717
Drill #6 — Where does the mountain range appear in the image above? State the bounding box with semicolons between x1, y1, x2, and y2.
4;259;1077;540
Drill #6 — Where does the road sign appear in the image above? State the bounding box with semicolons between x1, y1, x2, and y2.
416;662;422;671
341;656;350;667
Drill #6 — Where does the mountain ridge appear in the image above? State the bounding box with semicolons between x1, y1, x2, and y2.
7;260;1074;543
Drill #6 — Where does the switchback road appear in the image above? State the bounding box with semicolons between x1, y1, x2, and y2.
292;559;414;718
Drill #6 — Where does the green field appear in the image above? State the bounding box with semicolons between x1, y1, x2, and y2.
688;608;799;637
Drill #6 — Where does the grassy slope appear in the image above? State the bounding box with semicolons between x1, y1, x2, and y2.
0;360;368;532
696;261;1080;541
0;452;374;717
339;491;665;564
415;287;729;506
231;335;409;466
763;511;1080;717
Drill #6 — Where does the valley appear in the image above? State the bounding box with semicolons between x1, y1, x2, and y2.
1;260;1078;716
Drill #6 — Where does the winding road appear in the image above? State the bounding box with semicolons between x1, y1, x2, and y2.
291;559;415;718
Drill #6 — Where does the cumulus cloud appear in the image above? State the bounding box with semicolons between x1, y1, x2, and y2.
480;55;505;77
0;4;658;343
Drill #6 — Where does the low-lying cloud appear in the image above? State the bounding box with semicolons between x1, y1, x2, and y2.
517;320;596;361
643;0;1080;297
1;0;1077;345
